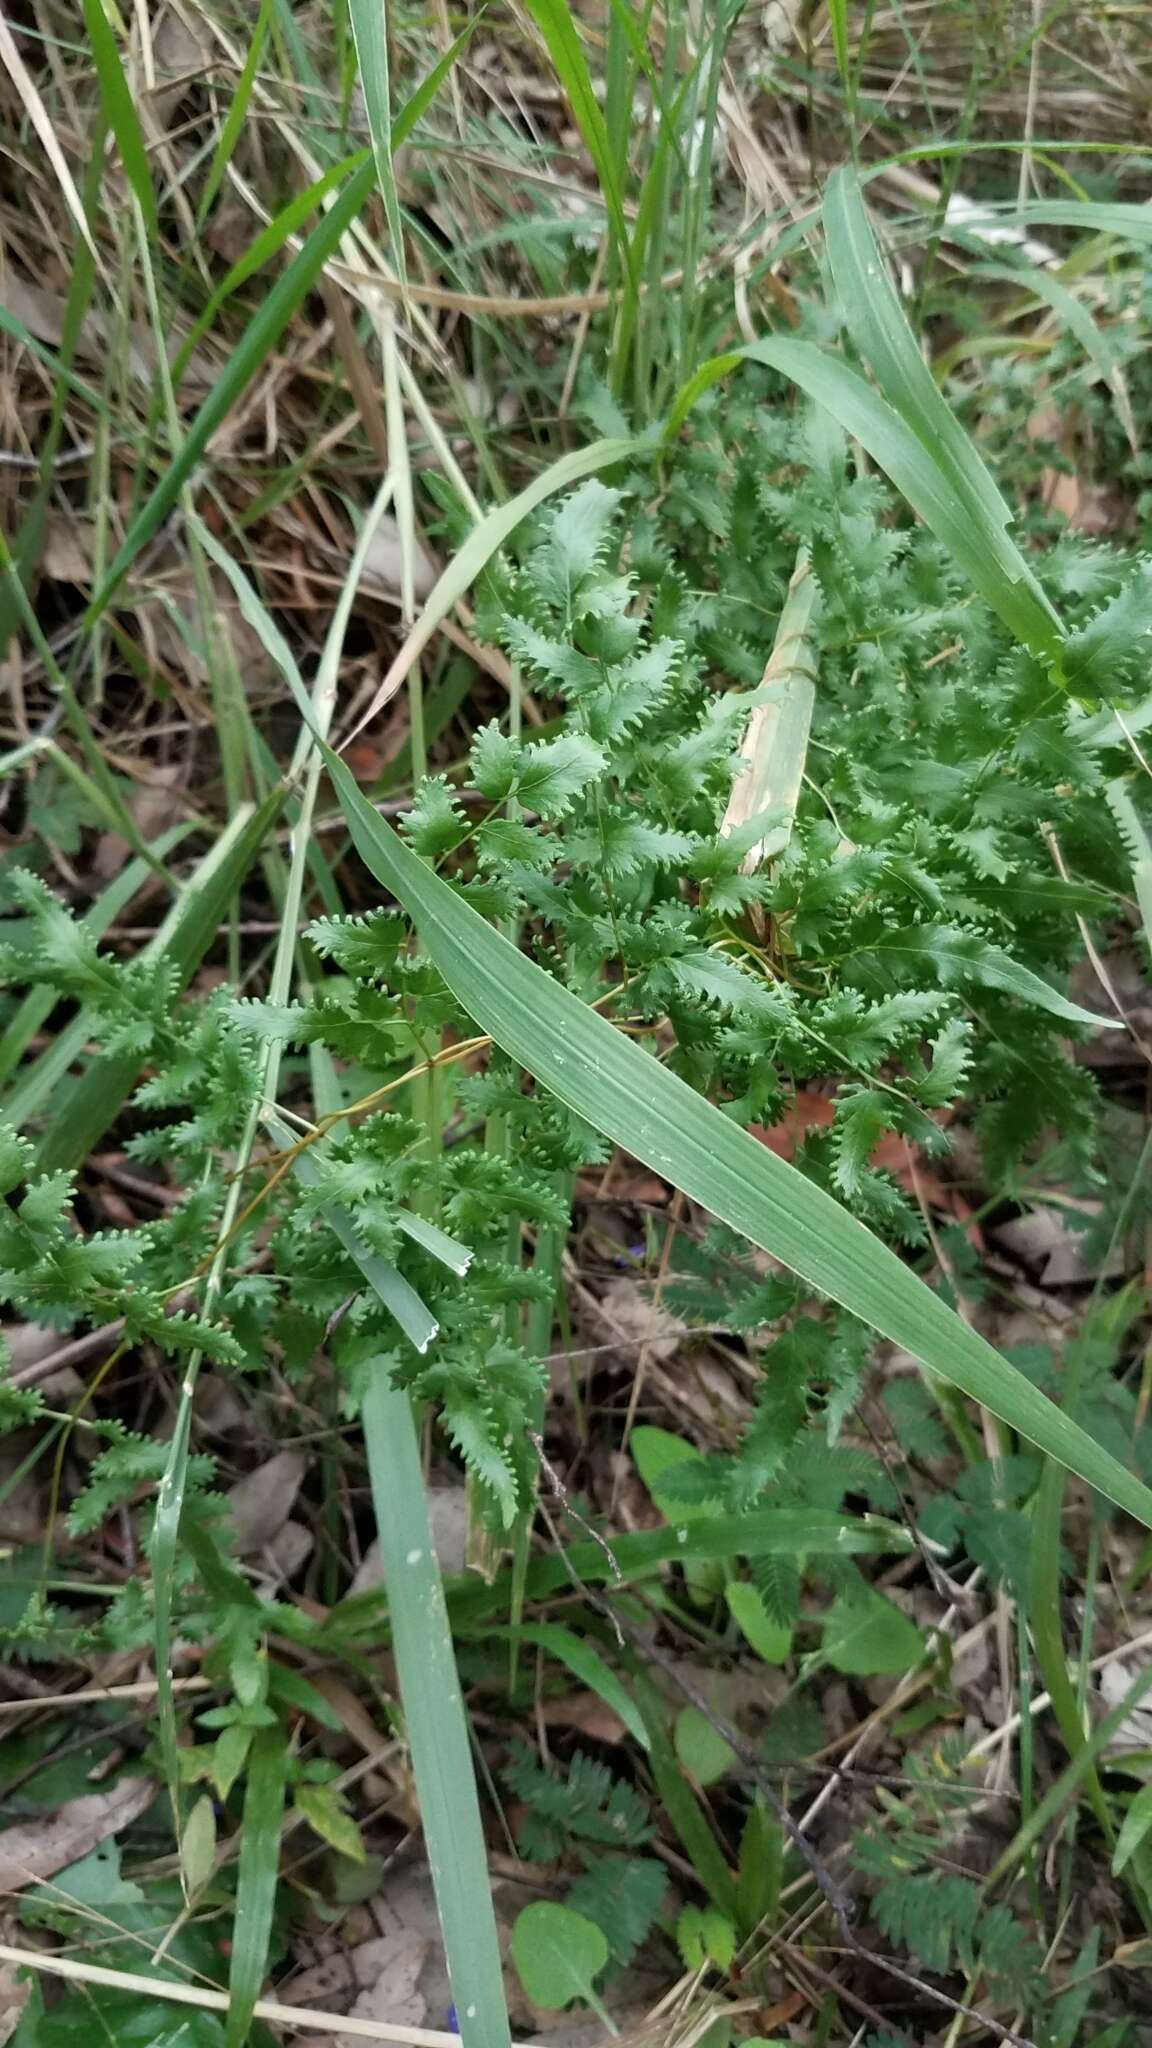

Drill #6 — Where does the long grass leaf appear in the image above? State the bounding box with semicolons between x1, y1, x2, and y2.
81;0;156;231
668;336;1062;660
226;1726;288;2048
196;0;273;224
342;437;640;742
0;3;96;257
362;1367;512;2048
347;0;405;280
431;1512;914;1643
519;0;634;287
823;167;1016;535
175;152;369;388
325;747;1152;1531
87;156;377;618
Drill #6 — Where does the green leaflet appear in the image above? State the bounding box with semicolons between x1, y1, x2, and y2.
324;743;1152;1533
28;792;285;1168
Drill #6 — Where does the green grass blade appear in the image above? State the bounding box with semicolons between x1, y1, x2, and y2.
633;1674;740;1919
988;1657;1152;1886
197;0;274;225
343;438;641;742
325;747;1152;1531
226;1725;288;2048
454;1512;913;1626
1003;199;1152;244
520;0;634;288
87;157;377;618
81;0;155;230
495;1622;650;1748
0;305;106;416
362;1367;512;2048
175;152;370;389
823;168;1017;537
392;17;483;148
347;0;405;280
192;515;310;715
669;335;1062;660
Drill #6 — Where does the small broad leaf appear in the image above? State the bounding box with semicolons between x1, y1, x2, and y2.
181;1795;216;1897
822;1589;925;1675
674;1705;737;1785
677;1901;738;1971
726;1580;793;1664
211;1723;253;1802
294;1781;366;1863
631;1425;721;1522
511;1901;608;2010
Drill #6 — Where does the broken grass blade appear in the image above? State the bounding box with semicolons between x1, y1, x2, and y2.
396;1209;474;1275
361;1369;512;2048
720;552;818;872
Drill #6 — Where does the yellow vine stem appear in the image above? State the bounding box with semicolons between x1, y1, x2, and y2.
179;1034;494;1288
182;977;644;1292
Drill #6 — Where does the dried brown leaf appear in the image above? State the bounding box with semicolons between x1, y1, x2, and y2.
226;1449;306;1554
0;1777;154;1894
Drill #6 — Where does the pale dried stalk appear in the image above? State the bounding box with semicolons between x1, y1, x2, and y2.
0;1943;459;2045
719;552;819;873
